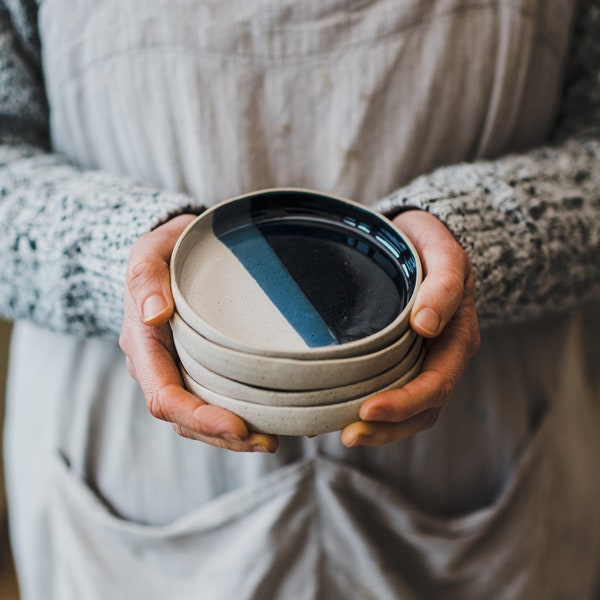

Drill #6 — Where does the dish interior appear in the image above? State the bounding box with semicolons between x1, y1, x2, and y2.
176;190;419;352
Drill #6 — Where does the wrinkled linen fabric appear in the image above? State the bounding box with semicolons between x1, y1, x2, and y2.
2;1;600;598
1;1;600;335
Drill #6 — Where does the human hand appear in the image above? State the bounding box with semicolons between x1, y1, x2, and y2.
119;214;279;453
340;210;481;447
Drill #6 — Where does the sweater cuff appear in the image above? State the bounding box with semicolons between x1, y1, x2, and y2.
0;150;205;337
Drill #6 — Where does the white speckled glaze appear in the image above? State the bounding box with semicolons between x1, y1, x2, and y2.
177;334;423;406
171;311;417;390
180;347;426;436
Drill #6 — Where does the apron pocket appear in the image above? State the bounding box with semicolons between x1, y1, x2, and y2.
314;407;558;600
48;451;319;600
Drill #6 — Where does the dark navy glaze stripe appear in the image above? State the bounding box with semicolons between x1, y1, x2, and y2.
215;223;339;348
263;224;405;344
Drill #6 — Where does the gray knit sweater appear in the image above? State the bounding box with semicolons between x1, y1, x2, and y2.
1;0;600;337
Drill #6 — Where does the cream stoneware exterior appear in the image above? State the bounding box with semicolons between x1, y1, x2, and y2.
180;348;426;436
177;334;423;407
170;312;418;390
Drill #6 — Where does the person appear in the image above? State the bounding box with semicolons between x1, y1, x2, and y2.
1;0;599;598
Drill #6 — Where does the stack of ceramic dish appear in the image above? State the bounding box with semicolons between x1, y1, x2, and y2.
170;188;424;436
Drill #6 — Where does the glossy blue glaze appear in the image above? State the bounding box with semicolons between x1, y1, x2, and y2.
212;190;417;348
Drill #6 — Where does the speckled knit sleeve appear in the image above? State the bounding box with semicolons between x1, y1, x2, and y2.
3;3;600;337
0;0;204;337
376;1;600;328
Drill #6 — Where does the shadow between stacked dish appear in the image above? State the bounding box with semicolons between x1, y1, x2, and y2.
170;188;424;436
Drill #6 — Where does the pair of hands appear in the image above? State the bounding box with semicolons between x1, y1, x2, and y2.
119;210;480;453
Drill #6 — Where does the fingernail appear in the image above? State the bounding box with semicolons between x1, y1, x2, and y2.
344;435;361;448
345;433;375;448
142;295;168;322
252;445;271;453
342;422;375;447
413;307;441;336
222;433;242;442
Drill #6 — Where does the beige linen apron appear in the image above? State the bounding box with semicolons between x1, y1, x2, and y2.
5;1;600;598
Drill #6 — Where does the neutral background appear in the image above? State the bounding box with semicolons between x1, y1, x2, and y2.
0;318;19;599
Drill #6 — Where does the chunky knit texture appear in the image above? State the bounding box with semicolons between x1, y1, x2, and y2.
0;0;203;337
1;0;600;336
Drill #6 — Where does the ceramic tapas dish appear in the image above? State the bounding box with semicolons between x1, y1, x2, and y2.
170;188;422;359
180;347;426;436
176;333;423;407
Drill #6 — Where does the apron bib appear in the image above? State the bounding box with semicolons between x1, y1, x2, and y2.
6;0;600;598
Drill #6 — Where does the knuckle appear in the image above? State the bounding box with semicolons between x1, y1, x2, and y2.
462;314;481;358
126;258;155;288
442;238;469;269
126;258;169;299
146;386;170;422
172;423;193;440
438;269;465;303
429;372;454;407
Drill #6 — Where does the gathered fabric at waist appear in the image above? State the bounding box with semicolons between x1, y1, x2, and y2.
5;307;600;598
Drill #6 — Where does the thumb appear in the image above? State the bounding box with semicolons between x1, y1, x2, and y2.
393;210;469;338
126;214;196;326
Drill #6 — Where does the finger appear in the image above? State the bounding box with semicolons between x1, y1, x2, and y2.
358;365;447;423
358;337;462;422
149;381;251;441
130;321;251;442
173;425;279;453
357;276;479;424
126;214;196;326
394;211;469;338
341;408;441;447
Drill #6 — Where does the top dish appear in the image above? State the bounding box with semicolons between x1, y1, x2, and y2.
170;188;422;359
